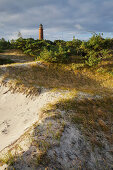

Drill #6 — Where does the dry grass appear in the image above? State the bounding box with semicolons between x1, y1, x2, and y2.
0;49;34;62
96;55;113;75
0;60;113;96
0;151;18;166
47;95;113;148
0;49;113;96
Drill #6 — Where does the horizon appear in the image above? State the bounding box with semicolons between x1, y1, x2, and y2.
1;30;113;42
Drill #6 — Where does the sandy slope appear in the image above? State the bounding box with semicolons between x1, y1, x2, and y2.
0;85;67;152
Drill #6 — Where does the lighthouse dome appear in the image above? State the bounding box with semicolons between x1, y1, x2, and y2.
39;24;43;28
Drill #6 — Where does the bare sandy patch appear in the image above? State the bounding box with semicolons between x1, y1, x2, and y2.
0;86;70;152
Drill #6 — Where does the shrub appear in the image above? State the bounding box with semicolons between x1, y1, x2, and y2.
85;51;101;66
66;39;82;56
79;34;110;66
36;45;70;63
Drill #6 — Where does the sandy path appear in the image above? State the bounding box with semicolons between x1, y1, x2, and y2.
0;86;66;151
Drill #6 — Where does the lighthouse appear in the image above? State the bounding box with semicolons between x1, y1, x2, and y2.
39;24;43;40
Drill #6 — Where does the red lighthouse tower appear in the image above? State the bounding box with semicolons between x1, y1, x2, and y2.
39;24;43;40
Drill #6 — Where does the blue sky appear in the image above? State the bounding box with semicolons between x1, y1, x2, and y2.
0;0;113;41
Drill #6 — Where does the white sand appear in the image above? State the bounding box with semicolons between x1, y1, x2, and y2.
0;86;68;152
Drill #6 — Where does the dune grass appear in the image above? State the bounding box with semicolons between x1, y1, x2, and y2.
0;60;113;97
45;94;113;148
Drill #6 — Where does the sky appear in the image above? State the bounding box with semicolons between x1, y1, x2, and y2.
0;0;113;41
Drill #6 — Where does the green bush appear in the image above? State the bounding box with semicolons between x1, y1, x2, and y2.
66;39;82;56
36;45;70;63
79;34;110;66
85;51;101;66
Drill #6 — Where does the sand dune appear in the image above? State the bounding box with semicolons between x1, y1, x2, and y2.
0;86;66;151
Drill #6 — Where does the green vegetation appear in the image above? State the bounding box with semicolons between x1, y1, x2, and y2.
37;45;70;63
1;33;113;66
